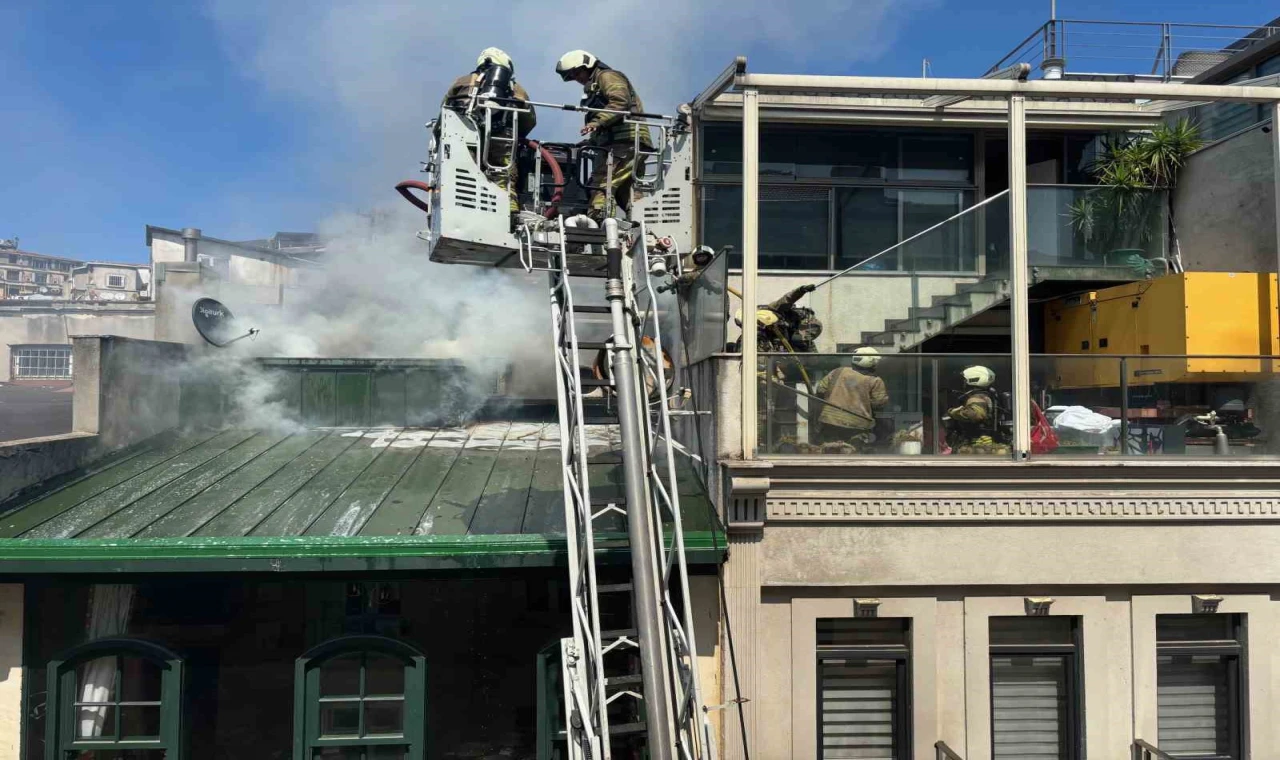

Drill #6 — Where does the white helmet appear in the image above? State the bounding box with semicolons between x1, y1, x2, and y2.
556;50;599;80
476;47;514;73
962;365;996;389
852;346;881;369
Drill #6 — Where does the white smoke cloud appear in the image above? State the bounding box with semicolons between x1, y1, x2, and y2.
205;0;933;203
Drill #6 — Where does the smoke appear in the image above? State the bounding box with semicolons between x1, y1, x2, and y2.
182;0;928;429
204;0;933;206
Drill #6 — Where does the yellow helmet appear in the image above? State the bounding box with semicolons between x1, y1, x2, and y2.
477;47;514;73
732;309;780;328
555;50;598;80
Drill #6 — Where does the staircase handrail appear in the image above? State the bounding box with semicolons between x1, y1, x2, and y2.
935;740;964;760
1132;739;1176;760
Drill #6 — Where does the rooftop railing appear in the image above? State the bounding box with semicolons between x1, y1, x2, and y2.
987;20;1280;83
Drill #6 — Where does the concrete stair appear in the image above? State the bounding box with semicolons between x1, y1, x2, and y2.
861;277;1012;352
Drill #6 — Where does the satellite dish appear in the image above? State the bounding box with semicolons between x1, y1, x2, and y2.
192;297;258;347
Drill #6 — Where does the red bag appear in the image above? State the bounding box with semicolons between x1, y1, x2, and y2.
1030;401;1059;455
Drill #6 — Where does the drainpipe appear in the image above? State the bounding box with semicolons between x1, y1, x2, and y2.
182;228;201;263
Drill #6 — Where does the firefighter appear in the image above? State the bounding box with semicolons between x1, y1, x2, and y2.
555;50;652;221
945;365;1010;455
441;48;536;212
813;348;889;449
730;284;823;353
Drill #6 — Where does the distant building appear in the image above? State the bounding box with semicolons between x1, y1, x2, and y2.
69;261;151;302
0;247;78;300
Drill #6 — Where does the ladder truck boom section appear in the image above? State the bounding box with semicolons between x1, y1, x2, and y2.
398;89;715;760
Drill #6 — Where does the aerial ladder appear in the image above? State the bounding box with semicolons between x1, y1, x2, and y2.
396;69;715;760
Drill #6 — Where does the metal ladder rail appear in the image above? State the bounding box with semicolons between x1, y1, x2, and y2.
549;223;610;760
629;227;717;760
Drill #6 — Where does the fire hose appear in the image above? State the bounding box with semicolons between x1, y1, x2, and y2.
395;139;564;219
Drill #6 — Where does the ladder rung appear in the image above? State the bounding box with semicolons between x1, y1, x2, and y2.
564;228;608;245
583;416;618;425
581;378;613;388
573;305;611;314
606;674;643;687
576;341;610;351
596;583;633;593
601;628;638;640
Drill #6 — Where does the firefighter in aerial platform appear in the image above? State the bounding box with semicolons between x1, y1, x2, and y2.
441;48;537;212
944;365;1011;455
555;50;652;221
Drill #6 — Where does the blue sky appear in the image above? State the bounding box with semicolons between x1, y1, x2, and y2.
1;0;1274;263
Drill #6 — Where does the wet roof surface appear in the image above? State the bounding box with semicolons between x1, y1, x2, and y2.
0;424;721;571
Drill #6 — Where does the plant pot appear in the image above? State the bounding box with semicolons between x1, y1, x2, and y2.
897;441;923;455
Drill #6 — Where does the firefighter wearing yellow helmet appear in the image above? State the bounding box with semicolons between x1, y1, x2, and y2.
441;48;536;212
555;50;652;221
945;365;1010;454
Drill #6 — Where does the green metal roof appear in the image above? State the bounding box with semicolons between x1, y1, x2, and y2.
0;424;724;573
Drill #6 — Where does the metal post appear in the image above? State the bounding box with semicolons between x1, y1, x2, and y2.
182;228;201;263
741;88;760;459
931;358;941;455
1273;103;1280;331
603;219;676;760
1008;96;1032;459
1120;357;1130;455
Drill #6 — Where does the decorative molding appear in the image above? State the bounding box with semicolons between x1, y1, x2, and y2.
767;496;1280;521
728;476;770;530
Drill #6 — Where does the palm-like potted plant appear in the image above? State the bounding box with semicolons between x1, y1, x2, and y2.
1067;118;1203;274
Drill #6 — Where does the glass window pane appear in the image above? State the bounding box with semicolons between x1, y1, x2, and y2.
1157;614;1234;643
702;124;742;174
320;655;362;697
1157;654;1233;756
991;655;1068;758
701;185;742;267
820;658;899;759
364;655;405;696
76;656;118;704
120;705;162;739
899;190;974;272
75;705;116;739
760;186;829;270
898;135;973;182
319;701;361;737
800;131;894;180
990;616;1074;646
817;618;910;648
836;188;899;270
364;699;404;736
1259;54;1280;77
120;657;163;703
368;747;409;760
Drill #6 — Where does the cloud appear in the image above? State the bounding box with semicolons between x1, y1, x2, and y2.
204;0;931;207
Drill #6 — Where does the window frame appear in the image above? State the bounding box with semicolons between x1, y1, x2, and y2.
45;636;184;760
814;618;912;760
12;345;73;379
987;616;1084;760
1155;614;1247;760
293;634;427;760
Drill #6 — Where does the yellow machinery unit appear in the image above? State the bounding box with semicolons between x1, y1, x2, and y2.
1045;272;1279;389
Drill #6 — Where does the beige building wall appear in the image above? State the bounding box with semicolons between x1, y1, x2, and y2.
0;584;22;760
740;586;1280;760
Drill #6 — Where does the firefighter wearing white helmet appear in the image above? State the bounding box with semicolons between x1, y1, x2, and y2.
441;48;536;212
813;347;889;450
555;50;653;221
945;365;1009;454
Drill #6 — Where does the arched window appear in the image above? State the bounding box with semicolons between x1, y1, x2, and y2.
294;635;426;760
46;637;184;760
